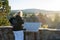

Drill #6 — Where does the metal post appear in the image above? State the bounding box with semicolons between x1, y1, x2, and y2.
23;29;26;40
34;32;37;40
39;30;43;40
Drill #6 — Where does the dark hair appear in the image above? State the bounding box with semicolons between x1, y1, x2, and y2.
18;12;20;14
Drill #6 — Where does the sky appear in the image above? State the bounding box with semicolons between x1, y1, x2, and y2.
9;0;60;11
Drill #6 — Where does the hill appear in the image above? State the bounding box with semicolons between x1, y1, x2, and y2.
10;9;60;14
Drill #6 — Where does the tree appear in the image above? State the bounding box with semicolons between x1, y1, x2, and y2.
30;13;36;22
0;0;11;26
52;13;60;28
38;13;46;24
23;13;27;17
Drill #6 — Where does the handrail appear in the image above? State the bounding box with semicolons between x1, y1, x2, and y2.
39;28;60;31
0;26;13;28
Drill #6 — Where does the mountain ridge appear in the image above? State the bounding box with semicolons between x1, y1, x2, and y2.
11;9;60;14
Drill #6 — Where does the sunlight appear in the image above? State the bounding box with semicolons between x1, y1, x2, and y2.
51;18;55;22
46;14;55;22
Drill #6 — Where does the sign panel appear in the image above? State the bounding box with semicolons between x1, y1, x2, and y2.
24;22;42;32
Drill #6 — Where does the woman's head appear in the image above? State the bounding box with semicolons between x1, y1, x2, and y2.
13;10;23;17
17;12;21;16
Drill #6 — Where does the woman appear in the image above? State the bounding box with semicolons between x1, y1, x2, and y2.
9;11;24;40
13;11;24;31
9;11;24;31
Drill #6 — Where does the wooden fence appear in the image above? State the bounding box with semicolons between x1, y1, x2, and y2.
25;28;60;40
0;26;14;40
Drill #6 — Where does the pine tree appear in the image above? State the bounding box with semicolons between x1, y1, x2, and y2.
0;0;11;26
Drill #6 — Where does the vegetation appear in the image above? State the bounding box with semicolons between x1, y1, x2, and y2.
51;13;60;28
0;0;11;26
23;13;39;22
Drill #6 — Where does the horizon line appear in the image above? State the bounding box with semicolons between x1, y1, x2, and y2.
11;8;60;12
